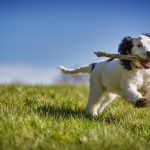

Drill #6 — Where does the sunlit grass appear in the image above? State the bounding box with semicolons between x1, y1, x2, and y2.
0;84;150;150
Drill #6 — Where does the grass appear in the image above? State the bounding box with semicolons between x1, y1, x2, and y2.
0;84;150;150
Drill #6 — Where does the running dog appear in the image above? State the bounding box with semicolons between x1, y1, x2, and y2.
59;34;150;116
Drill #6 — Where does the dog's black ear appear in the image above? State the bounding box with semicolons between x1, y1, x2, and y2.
143;33;150;38
118;37;133;70
118;36;133;55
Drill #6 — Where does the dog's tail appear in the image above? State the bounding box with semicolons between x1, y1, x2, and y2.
58;63;97;75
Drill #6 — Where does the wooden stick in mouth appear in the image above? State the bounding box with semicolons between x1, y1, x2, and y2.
94;51;145;61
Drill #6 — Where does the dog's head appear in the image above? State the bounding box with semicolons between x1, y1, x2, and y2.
118;34;150;70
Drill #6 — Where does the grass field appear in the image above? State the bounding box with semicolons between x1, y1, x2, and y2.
0;84;150;150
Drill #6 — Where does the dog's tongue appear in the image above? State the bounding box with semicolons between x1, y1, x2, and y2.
142;60;150;68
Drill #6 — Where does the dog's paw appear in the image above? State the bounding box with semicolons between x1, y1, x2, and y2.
135;98;150;108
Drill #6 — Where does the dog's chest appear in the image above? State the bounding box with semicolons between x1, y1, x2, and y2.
142;70;150;88
123;70;150;90
127;72;144;89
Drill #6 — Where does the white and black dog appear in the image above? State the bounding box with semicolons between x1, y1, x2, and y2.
59;34;150;116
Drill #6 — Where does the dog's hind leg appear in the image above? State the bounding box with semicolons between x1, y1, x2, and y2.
98;92;117;114
85;90;104;116
85;75;105;116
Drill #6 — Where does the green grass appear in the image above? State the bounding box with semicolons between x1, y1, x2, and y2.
0;84;150;150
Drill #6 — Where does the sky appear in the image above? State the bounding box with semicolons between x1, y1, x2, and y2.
0;0;150;84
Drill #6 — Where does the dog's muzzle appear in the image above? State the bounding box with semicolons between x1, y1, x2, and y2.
141;60;150;68
135;51;150;69
141;51;150;68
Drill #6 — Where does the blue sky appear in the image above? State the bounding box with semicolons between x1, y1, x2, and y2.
0;0;150;84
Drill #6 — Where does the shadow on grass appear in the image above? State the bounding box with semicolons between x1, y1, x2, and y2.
34;104;121;124
35;104;85;119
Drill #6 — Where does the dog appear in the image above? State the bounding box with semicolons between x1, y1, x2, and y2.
59;34;150;116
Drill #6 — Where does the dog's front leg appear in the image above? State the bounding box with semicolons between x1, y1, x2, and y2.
121;86;150;107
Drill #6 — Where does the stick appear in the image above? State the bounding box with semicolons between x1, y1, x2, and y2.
94;51;144;61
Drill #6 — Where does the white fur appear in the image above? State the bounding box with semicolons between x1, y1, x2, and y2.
59;35;150;116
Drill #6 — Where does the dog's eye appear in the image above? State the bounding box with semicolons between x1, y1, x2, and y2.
137;44;143;48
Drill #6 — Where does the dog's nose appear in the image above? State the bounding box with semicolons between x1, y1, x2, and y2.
146;51;150;57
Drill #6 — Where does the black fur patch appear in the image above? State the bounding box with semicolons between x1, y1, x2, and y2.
143;33;150;38
91;63;97;71
118;36;133;70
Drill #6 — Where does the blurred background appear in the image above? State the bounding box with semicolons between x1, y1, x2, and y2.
0;0;150;84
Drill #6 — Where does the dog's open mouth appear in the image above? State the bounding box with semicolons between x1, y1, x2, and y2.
141;60;150;68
